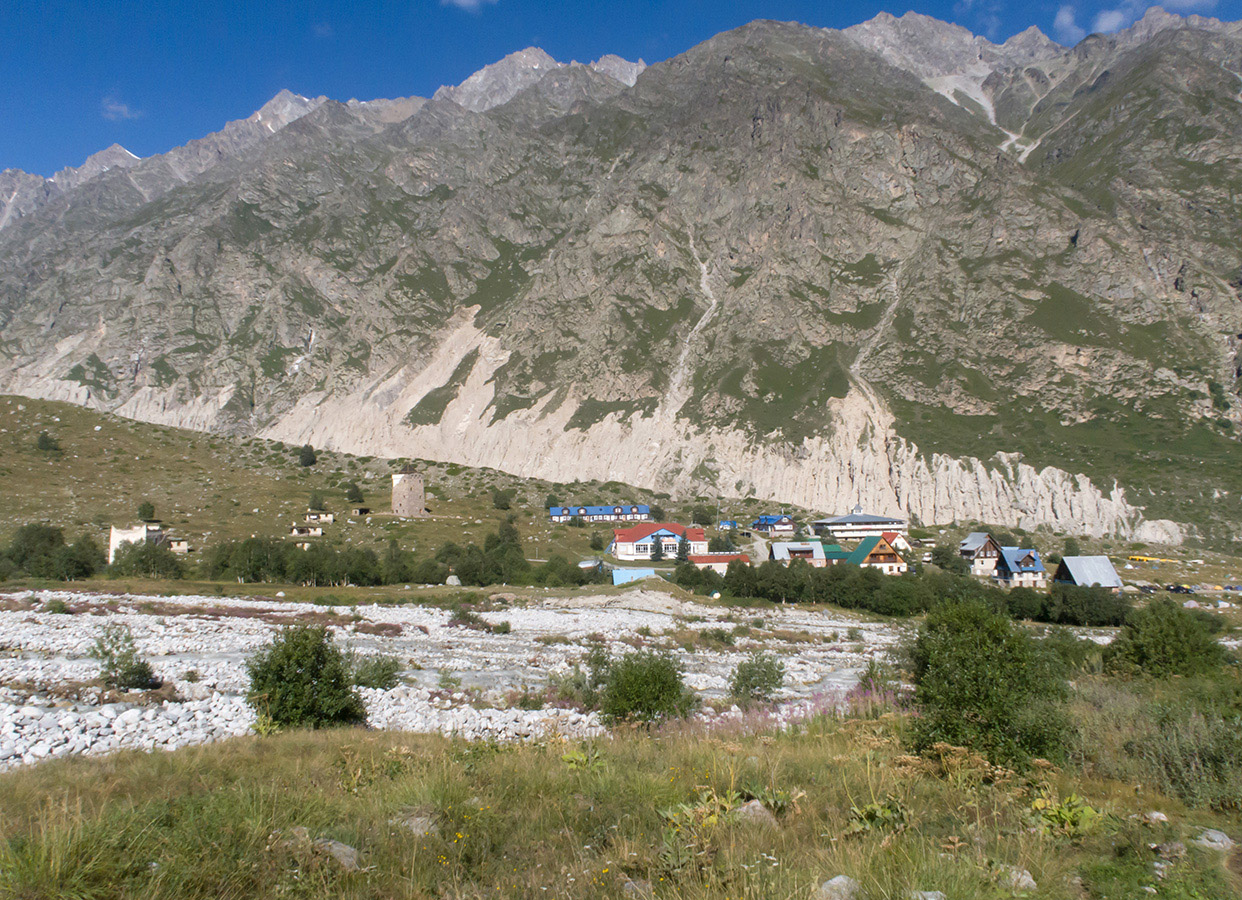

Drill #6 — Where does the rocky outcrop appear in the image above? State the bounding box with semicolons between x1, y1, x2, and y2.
51;144;140;191
433;47;567;112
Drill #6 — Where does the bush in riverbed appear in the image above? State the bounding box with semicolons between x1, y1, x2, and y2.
729;651;785;706
246;625;365;728
91;624;158;690
596;649;697;723
350;653;401;690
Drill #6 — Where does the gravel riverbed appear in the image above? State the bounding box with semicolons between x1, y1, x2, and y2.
0;586;905;771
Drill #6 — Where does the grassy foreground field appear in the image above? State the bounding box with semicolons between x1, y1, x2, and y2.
1;693;1239;900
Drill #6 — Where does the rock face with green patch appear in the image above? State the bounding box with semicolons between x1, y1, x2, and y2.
0;13;1239;542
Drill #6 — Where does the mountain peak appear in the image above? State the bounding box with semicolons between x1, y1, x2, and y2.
433;47;566;112
51;143;141;189
251;90;327;131
844;10;1060;79
589;54;647;87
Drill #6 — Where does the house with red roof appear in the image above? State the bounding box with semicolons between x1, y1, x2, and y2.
687;552;751;575
881;531;912;553
610;523;708;561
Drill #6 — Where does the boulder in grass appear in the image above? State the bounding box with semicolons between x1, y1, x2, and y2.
314;838;362;871
1193;829;1235;852
814;875;860;900
734;799;779;828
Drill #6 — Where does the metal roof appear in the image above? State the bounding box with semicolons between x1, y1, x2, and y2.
845;536;884;565
550;504;649;516
753;515;794;526
815;505;905;526
959;532;991;552
611;523;706;543
771;541;825;561
1055;556;1122;588
997;546;1045;575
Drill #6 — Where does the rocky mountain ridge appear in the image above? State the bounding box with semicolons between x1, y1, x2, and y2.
1;12;1239;544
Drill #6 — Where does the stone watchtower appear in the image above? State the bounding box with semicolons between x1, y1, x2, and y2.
391;469;427;518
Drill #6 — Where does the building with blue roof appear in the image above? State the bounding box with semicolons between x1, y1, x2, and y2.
994;547;1047;589
751;514;795;535
549;504;650;524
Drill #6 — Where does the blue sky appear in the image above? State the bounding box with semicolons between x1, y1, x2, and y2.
1;0;1236;175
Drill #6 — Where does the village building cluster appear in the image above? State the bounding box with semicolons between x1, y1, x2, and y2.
108;472;1128;597
958;531;1123;590
557;500;1132;594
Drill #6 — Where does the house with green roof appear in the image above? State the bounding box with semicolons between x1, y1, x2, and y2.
844;535;908;575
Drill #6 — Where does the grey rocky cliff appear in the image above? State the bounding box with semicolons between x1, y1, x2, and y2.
590;54;646;86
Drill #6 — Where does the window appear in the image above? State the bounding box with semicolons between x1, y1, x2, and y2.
635;543;650;554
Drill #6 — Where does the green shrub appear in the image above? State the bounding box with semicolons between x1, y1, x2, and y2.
136;501;155;522
1040;584;1130;626
91;624;158;690
598;650;696;723
908;598;1073;767
1041;627;1102;673
1005;587;1045;621
351;653;401;689
930;545;967;574
308;490;326;511
298;444;317;467
35;431;59;452
344;481;365;504
44;598;70;615
729;651;785;706
492;489;512;510
109;541;185;579
1105;598;1227;678
246;626;366;728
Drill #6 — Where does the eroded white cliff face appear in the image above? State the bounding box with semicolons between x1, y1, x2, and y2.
251;313;1181;543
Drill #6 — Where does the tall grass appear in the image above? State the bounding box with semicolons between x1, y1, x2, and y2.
2;702;1237;899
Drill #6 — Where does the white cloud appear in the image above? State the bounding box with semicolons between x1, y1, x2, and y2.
1092;8;1130;31
313;22;334;38
1160;0;1217;9
1053;5;1087;43
101;96;141;121
440;0;498;11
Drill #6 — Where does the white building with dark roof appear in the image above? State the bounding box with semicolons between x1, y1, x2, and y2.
959;532;1002;576
812;505;907;541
